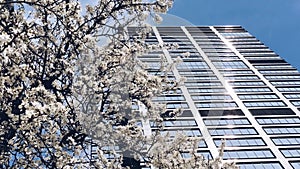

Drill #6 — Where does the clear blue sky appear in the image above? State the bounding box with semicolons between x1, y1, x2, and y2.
168;0;300;70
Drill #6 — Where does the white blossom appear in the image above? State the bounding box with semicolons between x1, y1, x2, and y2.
154;14;163;24
0;33;10;45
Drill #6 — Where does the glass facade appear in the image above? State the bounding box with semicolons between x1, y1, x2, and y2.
124;26;300;168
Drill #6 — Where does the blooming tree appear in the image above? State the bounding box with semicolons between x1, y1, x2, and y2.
0;0;238;168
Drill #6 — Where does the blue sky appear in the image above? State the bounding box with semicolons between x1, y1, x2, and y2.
168;0;300;70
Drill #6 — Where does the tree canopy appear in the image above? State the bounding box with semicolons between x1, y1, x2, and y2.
0;0;238;168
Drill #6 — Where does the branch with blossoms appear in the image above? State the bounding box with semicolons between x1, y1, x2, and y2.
0;0;179;168
0;0;238;168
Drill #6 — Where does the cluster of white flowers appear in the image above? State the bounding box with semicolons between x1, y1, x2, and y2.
0;33;10;45
0;0;238;168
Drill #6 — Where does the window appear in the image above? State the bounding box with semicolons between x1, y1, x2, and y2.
265;75;300;80
171;51;199;56
185;82;221;87
250;59;285;64
231;39;260;43
181;151;212;159
148;71;173;76
139;55;160;59
162;89;182;94
241;52;276;56
204;52;235;57
196;151;212;159
213;61;248;69
209;128;257;136
234;44;265;48
158;129;202;137
202;48;232;53
250;108;295;116
188;88;226;93
241;51;276;55
177;62;209;69
139;58;161;62
200;109;244;116
260;70;298;74
231;41;261;45
221;70;254;75
245;56;280;60
256;117;300;125
227;37;257;42
224;76;259;80
186;76;218;81
166;103;189;109
196;102;237;108
161;37;189;42
238;48;271;52
271;81;300;86
244;101;285;107
229;81;265;86
192;95;232;101
234;87;271;93
179;70;217;76
292;101;300;106
178;110;193;117
169;48;197;53
238;163;282;169
150;120;197;127
223;149;274;159
264;127;300;135
147;62;161;69
144;40;159;44
277;87;300;92
179;71;213;75
281;149;300;158
204;118;250;126
181;152;192;159
272;137;300;146
254;65;293;69
238;94;278;100
220;32;252;37
214;138;265;147
209;56;239;60
197;41;223;45
198;140;207;148
291;161;300;169
284;94;300;99
152;95;185;102
193;32;218;37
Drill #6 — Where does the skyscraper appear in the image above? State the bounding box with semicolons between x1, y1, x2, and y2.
127;26;300;169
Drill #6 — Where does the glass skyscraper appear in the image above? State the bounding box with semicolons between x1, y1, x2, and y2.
127;26;300;169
